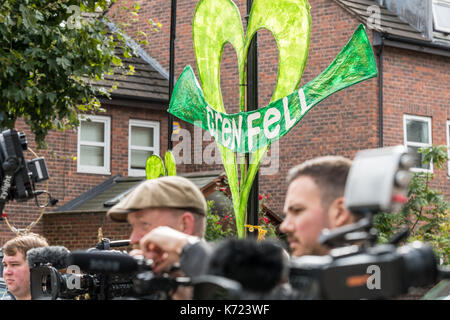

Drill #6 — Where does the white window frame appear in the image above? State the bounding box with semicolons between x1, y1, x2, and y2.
77;115;111;175
447;120;450;177
128;119;160;177
403;114;433;173
432;0;450;34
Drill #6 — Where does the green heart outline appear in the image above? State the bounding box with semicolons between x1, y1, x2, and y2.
192;0;311;237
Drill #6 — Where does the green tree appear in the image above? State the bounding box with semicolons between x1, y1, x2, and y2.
0;0;152;147
374;145;450;264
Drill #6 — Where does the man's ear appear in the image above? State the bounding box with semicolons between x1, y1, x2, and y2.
178;212;195;235
327;197;354;229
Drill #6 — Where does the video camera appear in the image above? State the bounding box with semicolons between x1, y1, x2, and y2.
0;129;53;218
288;145;450;299
29;238;191;300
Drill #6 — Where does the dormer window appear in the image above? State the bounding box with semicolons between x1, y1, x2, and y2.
433;0;450;33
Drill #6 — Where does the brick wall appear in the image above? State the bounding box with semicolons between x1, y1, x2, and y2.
382;46;450;195
43;212;132;250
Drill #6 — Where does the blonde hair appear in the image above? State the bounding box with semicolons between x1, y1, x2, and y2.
3;233;49;257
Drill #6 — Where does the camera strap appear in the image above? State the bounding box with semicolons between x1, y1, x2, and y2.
0;172;14;220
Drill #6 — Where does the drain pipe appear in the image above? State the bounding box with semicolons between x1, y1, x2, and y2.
246;0;259;237
168;0;177;151
378;35;385;148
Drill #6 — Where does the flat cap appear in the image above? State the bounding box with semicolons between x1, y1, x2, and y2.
106;176;207;222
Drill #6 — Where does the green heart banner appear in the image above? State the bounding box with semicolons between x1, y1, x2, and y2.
190;0;310;238
169;24;378;154
169;0;378;238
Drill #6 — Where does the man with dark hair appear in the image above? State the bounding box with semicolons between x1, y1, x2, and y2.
281;155;358;257
1;233;49;300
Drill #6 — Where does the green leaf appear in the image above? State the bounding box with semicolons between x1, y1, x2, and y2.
164;151;177;176
56;57;71;69
145;155;165;180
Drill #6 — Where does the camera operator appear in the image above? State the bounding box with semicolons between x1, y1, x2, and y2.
1;233;48;300
106;176;211;299
281;156;360;257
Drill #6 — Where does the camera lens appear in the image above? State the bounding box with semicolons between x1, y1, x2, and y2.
40;273;52;295
398;241;438;289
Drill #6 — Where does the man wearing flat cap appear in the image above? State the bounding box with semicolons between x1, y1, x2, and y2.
107;176;206;239
107;175;207;242
106;176;211;299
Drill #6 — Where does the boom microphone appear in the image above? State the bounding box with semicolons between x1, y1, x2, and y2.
26;246;70;269
207;239;289;292
68;250;139;273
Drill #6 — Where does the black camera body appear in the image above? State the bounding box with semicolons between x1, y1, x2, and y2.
0;129;50;216
289;241;439;299
30;240;187;300
30;264;98;300
30;264;142;300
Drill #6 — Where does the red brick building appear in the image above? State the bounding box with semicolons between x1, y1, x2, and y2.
1;0;449;249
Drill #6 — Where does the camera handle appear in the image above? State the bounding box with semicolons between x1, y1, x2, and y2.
95;238;131;250
318;214;378;249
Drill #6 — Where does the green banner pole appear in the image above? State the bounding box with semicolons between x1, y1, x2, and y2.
246;0;259;237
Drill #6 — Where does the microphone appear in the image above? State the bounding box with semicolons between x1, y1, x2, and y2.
26;246;71;269
207;239;289;292
68;250;139;273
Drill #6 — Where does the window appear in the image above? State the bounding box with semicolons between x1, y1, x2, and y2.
77;115;111;175
447;120;450;176
433;0;450;33
128;119;160;176
403;115;432;172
